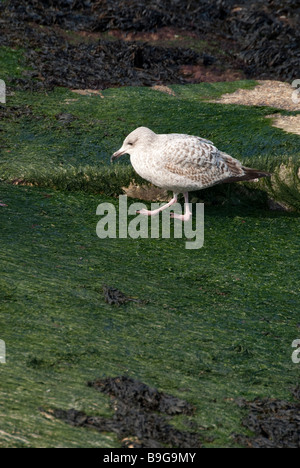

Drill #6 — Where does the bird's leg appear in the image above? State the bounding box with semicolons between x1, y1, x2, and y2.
137;193;178;216
170;192;192;222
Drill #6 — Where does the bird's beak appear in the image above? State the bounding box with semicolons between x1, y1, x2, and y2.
111;149;126;163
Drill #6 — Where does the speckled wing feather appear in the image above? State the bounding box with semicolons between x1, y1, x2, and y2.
163;136;244;187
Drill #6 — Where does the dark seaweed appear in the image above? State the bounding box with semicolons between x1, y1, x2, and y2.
1;1;299;89
235;389;300;448
102;285;144;306
42;376;203;448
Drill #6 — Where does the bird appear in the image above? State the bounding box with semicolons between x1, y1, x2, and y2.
111;127;271;221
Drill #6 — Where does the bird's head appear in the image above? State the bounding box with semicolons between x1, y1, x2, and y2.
111;127;156;162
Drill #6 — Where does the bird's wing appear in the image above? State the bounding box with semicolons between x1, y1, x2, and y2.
162;136;244;185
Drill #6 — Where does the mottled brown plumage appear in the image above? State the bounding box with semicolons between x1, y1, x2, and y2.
111;127;270;221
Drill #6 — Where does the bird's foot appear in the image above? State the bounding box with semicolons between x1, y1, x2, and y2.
136;209;159;216
170;212;192;222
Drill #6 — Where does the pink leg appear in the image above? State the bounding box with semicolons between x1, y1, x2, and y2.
137;193;178;216
170;192;192;222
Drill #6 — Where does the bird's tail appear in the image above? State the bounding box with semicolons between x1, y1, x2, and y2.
223;166;271;183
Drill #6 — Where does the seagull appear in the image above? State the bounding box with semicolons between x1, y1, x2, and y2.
111;127;271;221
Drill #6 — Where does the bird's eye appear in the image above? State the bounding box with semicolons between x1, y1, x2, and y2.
128;142;133;146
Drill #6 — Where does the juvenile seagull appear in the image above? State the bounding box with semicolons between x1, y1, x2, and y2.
111;127;270;221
